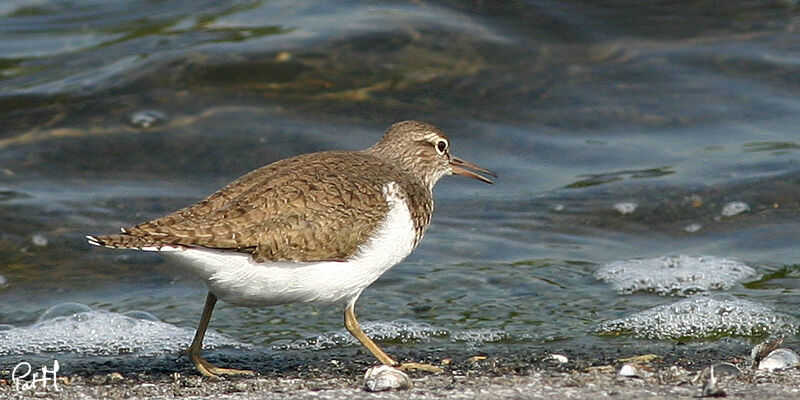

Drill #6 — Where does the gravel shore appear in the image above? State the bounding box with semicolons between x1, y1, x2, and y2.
3;352;799;399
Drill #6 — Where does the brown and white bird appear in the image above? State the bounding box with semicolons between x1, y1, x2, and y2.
87;120;495;377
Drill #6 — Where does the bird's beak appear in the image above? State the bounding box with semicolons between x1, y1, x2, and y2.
449;156;496;184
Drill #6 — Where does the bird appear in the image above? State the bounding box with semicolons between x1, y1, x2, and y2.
87;120;495;377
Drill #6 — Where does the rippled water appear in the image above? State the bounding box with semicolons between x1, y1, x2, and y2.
2;0;800;374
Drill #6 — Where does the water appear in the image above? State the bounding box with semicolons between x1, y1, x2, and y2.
1;0;800;374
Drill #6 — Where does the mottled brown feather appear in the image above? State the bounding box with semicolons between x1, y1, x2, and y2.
92;151;433;262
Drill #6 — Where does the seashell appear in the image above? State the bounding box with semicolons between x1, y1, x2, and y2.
758;348;800;372
364;365;411;392
548;354;568;363
618;363;650;378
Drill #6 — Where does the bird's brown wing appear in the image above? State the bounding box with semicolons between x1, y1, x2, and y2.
92;151;400;262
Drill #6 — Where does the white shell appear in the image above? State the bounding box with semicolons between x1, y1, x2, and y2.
758;348;800;371
363;365;411;392
548;354;568;363
618;363;643;378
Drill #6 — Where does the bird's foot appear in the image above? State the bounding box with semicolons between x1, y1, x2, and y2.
396;362;444;373
190;352;255;378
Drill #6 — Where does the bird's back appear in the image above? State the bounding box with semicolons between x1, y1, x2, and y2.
90;150;433;263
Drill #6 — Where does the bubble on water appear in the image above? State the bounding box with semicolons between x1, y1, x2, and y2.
275;319;449;351
593;296;798;340
0;303;247;356
595;255;756;296
684;223;702;233
0;274;6;287
122;310;160;322
721;201;750;216
128;110;168;129
614;202;637;215
36;302;93;322
451;328;509;343
31;233;48;247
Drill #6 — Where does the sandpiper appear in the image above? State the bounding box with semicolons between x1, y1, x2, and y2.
87;120;495;377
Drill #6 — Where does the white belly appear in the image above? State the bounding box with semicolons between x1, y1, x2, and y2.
161;181;419;307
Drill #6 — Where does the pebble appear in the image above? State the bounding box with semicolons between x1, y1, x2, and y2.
467;355;488;363
618;363;648;378
721;201;750;217
548;354;568;363
363;365;411;392
108;372;124;382
711;362;741;377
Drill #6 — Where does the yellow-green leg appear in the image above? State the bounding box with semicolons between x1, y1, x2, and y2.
344;302;443;373
187;292;254;378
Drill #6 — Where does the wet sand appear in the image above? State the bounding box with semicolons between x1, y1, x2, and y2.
3;354;799;399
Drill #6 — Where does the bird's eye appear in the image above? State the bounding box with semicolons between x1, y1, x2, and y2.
435;139;448;155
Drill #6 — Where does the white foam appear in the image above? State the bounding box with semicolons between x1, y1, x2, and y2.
128;109;167;129
594;296;798;340
451;328;509;343
595;255;756;296
0;303;249;356
274;319;449;351
613;202;637;215
273;320;512;350
684;223;702;233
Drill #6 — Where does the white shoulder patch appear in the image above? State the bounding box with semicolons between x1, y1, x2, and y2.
381;181;406;205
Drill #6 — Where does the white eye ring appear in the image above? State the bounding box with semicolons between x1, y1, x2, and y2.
435;139;448;155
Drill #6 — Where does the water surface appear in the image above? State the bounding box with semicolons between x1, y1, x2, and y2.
1;0;800;373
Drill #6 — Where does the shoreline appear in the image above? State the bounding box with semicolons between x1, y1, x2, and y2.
3;353;800;399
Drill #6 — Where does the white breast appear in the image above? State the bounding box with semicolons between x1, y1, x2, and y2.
161;181;419;307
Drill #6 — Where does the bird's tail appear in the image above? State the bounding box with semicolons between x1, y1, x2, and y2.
86;232;185;252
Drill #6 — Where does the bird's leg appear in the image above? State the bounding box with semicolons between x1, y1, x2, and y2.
186;292;254;378
343;303;443;373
